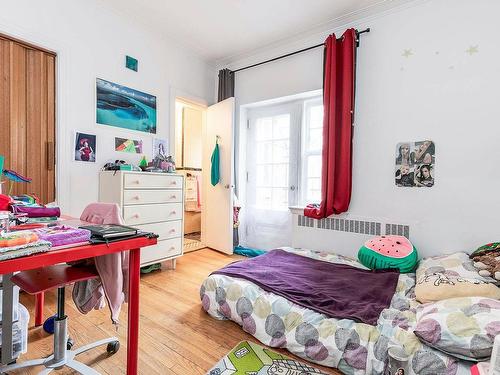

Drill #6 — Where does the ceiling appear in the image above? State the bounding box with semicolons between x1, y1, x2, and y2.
103;0;399;63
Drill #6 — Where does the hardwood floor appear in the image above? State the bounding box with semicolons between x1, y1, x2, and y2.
18;248;341;374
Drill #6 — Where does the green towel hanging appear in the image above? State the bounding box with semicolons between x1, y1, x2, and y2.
211;142;220;186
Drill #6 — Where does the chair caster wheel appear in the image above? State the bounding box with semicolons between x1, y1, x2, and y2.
43;315;57;334
107;340;120;355
0;359;16;374
67;337;74;350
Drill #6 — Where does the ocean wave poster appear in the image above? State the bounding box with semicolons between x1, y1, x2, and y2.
96;78;157;134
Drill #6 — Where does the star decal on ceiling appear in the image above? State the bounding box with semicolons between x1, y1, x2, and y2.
402;49;413;58
465;45;479;55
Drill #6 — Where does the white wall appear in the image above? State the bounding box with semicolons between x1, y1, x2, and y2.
0;0;215;216
222;0;500;258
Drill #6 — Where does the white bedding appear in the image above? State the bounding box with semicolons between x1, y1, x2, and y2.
200;248;471;375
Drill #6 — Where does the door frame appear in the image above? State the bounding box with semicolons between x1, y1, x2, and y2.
171;88;209;245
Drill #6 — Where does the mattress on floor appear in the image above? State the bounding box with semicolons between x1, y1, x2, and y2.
200;247;471;375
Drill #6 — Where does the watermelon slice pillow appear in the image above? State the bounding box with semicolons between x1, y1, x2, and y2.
358;235;418;273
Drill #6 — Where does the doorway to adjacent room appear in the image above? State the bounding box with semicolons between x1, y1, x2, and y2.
175;98;206;252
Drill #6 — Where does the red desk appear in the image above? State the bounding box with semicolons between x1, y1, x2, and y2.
0;235;157;375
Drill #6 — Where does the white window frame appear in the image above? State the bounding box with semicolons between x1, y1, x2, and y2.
299;97;323;206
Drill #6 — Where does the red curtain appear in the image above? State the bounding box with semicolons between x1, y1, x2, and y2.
304;29;356;219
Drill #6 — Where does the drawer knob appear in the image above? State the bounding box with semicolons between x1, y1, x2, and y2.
170;195;177;199
133;196;140;200
133;214;140;218
170;211;177;215
133;180;140;184
169;229;176;233
170;181;177;185
169;246;176;251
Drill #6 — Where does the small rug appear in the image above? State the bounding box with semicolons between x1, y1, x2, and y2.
184;238;205;252
234;245;266;258
207;340;327;375
185;231;201;241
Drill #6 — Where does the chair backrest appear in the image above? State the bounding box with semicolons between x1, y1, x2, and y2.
80;203;124;225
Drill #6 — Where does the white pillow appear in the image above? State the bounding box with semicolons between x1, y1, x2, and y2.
415;252;500;303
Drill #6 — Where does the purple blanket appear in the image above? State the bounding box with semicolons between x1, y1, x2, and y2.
212;249;399;325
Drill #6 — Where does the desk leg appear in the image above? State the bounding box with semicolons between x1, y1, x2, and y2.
127;248;141;375
1;273;14;365
35;293;44;327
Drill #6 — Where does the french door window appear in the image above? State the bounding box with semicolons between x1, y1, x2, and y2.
254;113;292;210
243;94;322;249
247;96;322;209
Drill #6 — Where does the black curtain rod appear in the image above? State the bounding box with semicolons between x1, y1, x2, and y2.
232;28;370;73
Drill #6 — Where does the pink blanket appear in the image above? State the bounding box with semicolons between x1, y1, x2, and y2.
72;203;128;324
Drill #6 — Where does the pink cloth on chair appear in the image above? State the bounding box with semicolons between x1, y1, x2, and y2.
72;203;129;324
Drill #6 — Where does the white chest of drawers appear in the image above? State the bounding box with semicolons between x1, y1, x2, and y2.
99;171;184;267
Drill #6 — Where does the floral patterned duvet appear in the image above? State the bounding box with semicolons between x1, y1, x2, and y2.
200;248;471;375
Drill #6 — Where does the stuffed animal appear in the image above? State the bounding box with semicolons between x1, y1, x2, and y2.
470;243;500;283
358;235;418;273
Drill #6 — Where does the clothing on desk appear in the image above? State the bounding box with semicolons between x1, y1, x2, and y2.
73;203;128;324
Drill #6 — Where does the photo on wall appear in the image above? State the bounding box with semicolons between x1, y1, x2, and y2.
74;132;96;163
152;138;168;159
115;137;143;153
96;78;157;134
395;140;435;187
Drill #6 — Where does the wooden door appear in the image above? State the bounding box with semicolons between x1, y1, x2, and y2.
0;36;56;203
